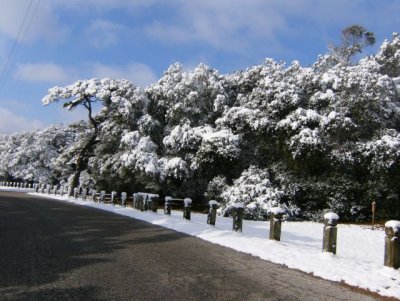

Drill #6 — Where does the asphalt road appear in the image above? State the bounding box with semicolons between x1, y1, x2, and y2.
0;191;383;301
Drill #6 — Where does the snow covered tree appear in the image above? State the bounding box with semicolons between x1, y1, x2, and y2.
0;125;77;183
42;78;139;194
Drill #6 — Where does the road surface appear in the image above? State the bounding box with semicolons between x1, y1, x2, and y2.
0;191;383;301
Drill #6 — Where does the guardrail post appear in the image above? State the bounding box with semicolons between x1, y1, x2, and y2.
164;196;172;215
232;203;244;232
133;193;138;209
82;188;87;200
183;198;192;220
121;192;127;206
207;200;219;225
323;212;339;254
141;193;147;211
269;207;284;241
384;220;400;269
148;194;159;212
91;189;97;201
111;191;117;205
73;187;79;199
100;190;106;203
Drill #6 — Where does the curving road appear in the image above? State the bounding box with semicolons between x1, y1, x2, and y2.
0;191;384;301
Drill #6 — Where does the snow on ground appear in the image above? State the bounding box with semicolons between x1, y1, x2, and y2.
2;187;399;299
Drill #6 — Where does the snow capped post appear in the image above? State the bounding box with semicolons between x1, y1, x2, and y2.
371;201;376;230
111;191;117;205
91;189;97;202
384;220;400;269
73;187;79;199
100;190;106;203
82;188;87;200
133;193;138;209
148;194;159;212
269;207;285;241
136;193;145;211
232;203;245;232
323;212;339;254
207;200;219;226
53;185;58;195
67;186;72;198
34;183;39;193
183;198;192;220
121;192;127;206
164;196;172;215
46;184;51;194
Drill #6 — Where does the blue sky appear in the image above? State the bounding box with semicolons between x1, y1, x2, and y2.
0;0;399;134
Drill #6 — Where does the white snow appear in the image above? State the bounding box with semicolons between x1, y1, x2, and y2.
385;220;400;231
324;212;340;222
270;207;285;215
209;200;219;206
4;188;400;299
183;198;192;205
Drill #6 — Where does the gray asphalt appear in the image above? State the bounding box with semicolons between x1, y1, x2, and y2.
0;191;383;301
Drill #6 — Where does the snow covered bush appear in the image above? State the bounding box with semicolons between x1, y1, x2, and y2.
218;166;298;220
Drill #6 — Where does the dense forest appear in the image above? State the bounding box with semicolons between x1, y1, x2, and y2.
1;32;399;221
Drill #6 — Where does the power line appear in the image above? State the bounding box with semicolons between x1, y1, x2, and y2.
0;0;38;94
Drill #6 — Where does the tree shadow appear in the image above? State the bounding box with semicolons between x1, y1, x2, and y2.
0;192;184;295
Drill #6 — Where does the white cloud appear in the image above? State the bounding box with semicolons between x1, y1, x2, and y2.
145;0;287;52
0;107;45;134
0;0;67;43
85;19;127;48
12;60;159;87
14;62;69;83
90;62;158;88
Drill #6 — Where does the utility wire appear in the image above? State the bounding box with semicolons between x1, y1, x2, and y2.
22;0;41;43
0;0;37;93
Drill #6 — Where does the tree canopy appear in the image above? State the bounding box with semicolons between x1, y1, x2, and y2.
1;32;400;221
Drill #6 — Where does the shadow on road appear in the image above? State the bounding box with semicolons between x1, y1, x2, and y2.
0;192;184;294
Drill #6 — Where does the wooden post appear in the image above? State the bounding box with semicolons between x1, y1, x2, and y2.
183;198;192;220
372;201;376;230
232;203;245;232
82;188;87;200
100;191;106;203
73;187;79;199
121;192;127;206
164;196;172;215
91;189;97;201
269;207;284;241
148;194;159;212
322;212;339;254
111;191;117;205
384;221;400;269
207;200;219;226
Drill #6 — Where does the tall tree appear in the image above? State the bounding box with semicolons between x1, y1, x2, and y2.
329;24;376;64
42;78;137;194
